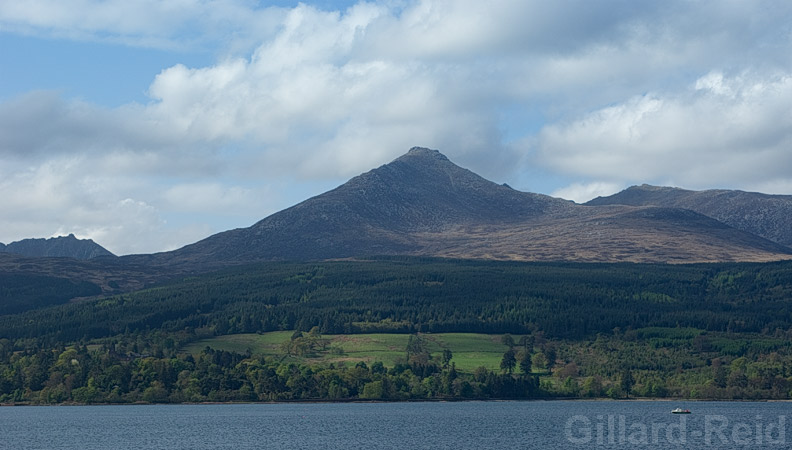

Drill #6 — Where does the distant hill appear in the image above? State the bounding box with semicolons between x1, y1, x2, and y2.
586;185;792;248
129;147;792;267
0;234;115;260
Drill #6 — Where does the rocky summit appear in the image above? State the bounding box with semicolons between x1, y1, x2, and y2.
0;234;115;260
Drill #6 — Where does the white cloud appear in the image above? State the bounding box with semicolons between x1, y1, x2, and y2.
0;155;218;254
0;0;287;51
141;3;512;178
551;182;624;204
161;182;261;215
536;71;792;189
747;179;792;196
0;91;179;157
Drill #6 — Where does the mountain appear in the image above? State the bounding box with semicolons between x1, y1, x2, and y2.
586;185;792;248
0;234;115;260
131;147;792;267
152;147;572;264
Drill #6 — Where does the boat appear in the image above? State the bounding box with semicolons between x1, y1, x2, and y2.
671;408;691;414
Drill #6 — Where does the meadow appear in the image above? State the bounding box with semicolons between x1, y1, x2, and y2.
183;332;518;372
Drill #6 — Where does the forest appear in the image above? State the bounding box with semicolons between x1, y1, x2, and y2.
1;257;792;403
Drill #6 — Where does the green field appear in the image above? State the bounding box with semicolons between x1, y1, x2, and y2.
182;332;518;372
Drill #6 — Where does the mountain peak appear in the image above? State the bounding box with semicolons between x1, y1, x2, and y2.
303;147;569;231
388;147;453;172
133;147;792;266
163;147;572;263
0;234;115;259
402;146;449;160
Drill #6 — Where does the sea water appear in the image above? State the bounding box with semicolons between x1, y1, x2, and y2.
0;400;788;449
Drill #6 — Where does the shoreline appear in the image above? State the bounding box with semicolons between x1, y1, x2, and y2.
4;396;791;407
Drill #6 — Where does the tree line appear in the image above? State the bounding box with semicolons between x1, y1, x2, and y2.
0;336;545;404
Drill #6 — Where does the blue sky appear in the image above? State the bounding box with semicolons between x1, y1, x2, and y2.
2;0;792;255
1;34;206;105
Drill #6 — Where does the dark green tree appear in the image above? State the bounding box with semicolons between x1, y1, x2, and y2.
442;349;453;369
518;335;534;351
620;369;635;399
543;345;557;370
517;349;532;375
531;352;548;371
406;334;435;377
500;348;516;374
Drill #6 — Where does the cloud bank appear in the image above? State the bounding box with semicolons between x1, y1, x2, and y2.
1;0;792;252
538;71;792;195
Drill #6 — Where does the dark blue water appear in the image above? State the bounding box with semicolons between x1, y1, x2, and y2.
0;401;788;449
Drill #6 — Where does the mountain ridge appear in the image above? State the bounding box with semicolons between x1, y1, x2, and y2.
6;149;791;268
586;184;792;248
0;234;115;260
128;147;792;267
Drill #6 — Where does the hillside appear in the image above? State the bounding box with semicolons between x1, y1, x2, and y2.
129;148;792;267
5;258;792;344
3;257;792;403
0;251;166;312
586;185;792;248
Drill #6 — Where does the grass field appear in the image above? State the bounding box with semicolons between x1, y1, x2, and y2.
182;332;519;372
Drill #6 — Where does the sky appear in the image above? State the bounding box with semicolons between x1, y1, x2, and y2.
1;0;792;255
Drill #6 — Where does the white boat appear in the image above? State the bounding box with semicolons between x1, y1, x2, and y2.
671;408;691;414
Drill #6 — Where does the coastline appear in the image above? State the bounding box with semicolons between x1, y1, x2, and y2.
4;396;791;407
